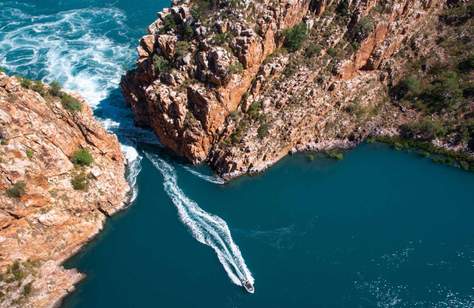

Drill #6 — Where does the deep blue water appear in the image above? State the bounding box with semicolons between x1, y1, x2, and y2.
1;1;473;307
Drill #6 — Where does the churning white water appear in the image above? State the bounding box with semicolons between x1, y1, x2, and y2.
0;6;130;105
146;152;254;287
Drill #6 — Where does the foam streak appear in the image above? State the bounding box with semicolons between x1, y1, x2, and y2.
182;166;225;185
145;152;254;287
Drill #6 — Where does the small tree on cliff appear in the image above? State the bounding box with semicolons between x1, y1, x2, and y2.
153;55;170;74
49;81;62;97
336;0;350;17
72;148;94;166
353;16;375;42
6;181;26;198
283;22;308;52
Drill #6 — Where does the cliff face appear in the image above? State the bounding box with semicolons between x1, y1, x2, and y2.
0;73;129;307
122;0;314;163
122;0;458;178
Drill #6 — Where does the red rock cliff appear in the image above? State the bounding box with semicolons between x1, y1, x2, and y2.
0;73;129;307
122;0;448;178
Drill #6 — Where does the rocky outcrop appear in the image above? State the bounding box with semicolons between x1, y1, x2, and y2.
0;73;129;307
122;0;448;178
122;0;313;163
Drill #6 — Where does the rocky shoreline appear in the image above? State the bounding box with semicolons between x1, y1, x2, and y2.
1;0;472;306
0;73;130;308
122;0;473;179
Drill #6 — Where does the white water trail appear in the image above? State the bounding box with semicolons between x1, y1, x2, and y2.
145;152;254;287
122;143;142;204
182;166;225;185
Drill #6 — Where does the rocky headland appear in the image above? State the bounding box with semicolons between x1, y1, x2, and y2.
0;73;129;307
122;0;473;178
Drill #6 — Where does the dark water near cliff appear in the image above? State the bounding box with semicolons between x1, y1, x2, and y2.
1;1;473;307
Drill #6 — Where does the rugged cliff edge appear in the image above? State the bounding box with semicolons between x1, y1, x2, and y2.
122;0;473;178
0;73;129;307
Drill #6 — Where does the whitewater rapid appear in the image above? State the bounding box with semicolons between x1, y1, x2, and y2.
146;152;254;287
0;5;130;105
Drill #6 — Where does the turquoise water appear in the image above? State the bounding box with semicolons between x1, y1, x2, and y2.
1;1;473;307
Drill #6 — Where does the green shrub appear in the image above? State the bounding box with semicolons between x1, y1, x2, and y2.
31;80;46;95
191;0;212;20
400;118;446;141
458;54;474;73
181;24;194;40
10;261;25;281
422;70;462;111
327;47;337;57
283;22;308;52
60;93;82;111
326;150;344;160
6;181;26;198
395;75;422;99
469;137;474;152
353;16;374;42
248;101;263;120
257;122;270;139
228;119;249;144
459;119;474;144
71;148;93;166
153;55;170;74
463;84;474;99
175;41;191;58
213;32;231;45
441;3;474;26
20;78;32;89
71;173;89;191
336;0;350;16
229;61;244;74
305;44;322;58
229;110;240;121
283;60;299;76
161;14;177;33
26;149;33;159
22;282;33;297
374;135;474;171
49;80;62;97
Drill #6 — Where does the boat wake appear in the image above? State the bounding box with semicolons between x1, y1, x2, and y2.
122;143;142;204
182;166;225;185
145;152;254;287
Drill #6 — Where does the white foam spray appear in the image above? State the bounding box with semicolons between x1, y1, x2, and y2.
0;6;131;106
145;152;254;287
122;143;142;204
182;166;225;185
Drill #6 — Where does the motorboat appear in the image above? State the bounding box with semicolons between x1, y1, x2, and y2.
242;280;254;294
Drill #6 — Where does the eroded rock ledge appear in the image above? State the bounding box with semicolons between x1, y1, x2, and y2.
0;73;129;307
122;0;473;179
